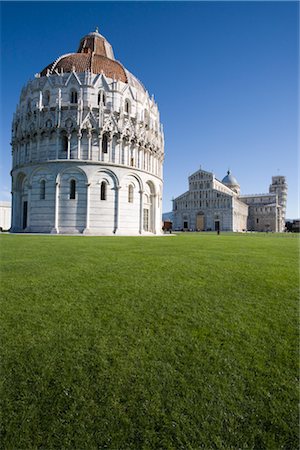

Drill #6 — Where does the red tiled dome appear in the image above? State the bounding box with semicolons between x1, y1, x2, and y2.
40;30;128;83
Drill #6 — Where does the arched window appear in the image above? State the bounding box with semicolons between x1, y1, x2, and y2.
128;185;134;203
100;181;107;201
125;99;130;114
40;180;46;200
102;134;108;154
62;134;68;152
70;90;78;104
27;99;31;112
70;179;76;199
43;91;50;106
98;90;106;106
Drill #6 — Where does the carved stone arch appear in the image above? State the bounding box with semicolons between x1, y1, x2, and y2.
82;111;97;130
57;166;88;185
65;117;74;130
15;172;27;192
91;168;119;189
145;180;156;196
29;165;55;185
120;172;143;192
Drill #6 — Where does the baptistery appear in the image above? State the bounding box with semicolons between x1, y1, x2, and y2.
11;29;164;234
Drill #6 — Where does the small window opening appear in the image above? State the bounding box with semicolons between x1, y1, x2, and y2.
100;181;107;200
44;91;50;106
125;99;130;114
62;135;68;152
98;91;106;106
70;90;78;104
40;180;46;200
102;134;108;154
70;179;76;199
143;209;149;231
128;185;134;203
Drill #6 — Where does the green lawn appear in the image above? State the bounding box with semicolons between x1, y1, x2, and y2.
0;233;298;449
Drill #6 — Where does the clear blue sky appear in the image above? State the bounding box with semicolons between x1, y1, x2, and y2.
1;1;298;218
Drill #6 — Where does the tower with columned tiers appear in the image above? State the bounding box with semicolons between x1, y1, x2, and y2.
11;28;164;235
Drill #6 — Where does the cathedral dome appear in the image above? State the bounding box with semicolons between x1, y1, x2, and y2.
40;29;145;92
222;170;239;187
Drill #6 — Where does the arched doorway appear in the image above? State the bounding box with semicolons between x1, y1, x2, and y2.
13;173;28;231
196;211;205;231
214;214;221;232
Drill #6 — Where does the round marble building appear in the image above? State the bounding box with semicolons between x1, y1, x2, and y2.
11;29;164;235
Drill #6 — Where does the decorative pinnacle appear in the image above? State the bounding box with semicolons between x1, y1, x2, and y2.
95;26;99;33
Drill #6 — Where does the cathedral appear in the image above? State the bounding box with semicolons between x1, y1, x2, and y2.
11;29;164;235
172;168;287;232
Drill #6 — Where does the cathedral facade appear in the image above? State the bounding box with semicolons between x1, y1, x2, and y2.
172;169;287;232
11;30;164;235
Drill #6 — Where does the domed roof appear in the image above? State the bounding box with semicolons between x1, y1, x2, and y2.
40;29;145;91
222;170;239;186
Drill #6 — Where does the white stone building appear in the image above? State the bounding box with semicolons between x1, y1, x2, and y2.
11;29;164;235
0;202;11;231
172;169;287;232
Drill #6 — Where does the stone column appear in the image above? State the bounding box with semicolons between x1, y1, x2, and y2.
86;131;91;161
139;190;144;234
67;134;71;159
116;138;122;164
98;134;102;161
141;147;145;170
113;185;121;234
109;135;113;163
51;181;60;233
121;140;125;165
110;136;115;163
85;182;91;232
77;131;82;159
133;143;138;167
26;184;32;231
151;194;157;234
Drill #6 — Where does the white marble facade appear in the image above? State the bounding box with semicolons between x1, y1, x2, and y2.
11;30;164;235
173;169;287;232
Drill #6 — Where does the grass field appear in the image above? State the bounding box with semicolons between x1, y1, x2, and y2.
0;233;298;449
